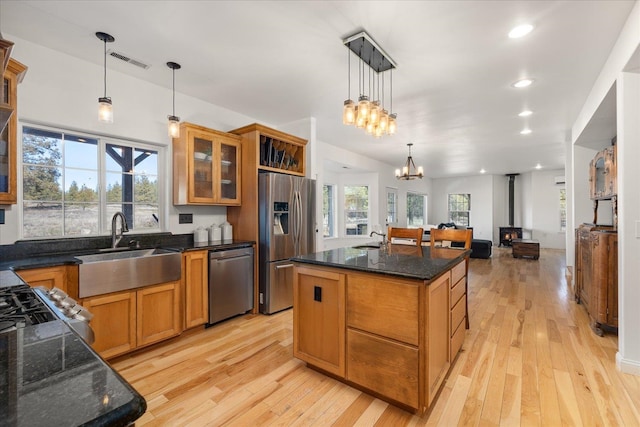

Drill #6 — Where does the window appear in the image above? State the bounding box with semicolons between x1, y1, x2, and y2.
559;188;566;231
407;192;427;227
322;184;336;237
386;188;398;225
22;126;161;238
448;193;470;226
344;185;369;236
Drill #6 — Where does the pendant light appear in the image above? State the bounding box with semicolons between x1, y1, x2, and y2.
395;143;424;180
96;32;115;123
167;61;181;138
342;48;356;125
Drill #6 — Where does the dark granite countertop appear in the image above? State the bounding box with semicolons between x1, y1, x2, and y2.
0;319;146;426
291;244;470;281
0;233;254;271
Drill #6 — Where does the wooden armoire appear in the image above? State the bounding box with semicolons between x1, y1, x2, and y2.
575;143;618;336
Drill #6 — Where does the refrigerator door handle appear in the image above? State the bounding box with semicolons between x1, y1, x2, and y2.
295;190;303;251
275;263;294;270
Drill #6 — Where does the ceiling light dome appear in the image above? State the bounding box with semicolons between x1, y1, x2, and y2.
509;24;534;39
512;79;534;88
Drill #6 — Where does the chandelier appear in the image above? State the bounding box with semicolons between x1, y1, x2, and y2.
342;31;397;138
395;143;424;180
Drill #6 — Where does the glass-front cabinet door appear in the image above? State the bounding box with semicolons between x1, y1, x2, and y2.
188;130;215;203
217;138;241;205
0;59;27;204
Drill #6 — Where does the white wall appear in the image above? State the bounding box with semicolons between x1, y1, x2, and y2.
492;175;507;244
521;173;534;234
529;169;567;249
430;174;494;241
0;34;259;244
570;1;640;375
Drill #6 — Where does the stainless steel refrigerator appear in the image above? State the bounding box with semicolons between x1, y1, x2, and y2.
259;172;316;314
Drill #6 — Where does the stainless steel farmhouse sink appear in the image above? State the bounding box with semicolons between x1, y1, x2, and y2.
77;248;181;298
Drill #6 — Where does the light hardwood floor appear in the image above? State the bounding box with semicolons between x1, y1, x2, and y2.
111;248;640;426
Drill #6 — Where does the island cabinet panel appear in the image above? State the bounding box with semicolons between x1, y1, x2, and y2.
183;250;209;329
83;291;137;359
347;328;419;408
426;272;451;406
347;274;419;346
137;281;181;347
293;266;345;377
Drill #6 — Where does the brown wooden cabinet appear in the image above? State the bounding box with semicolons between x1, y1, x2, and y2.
293;266;345;377
17;265;67;293
293;260;462;414
0;59;27;204
575;224;617;336
83;290;137;359
173;122;242;206
137;281;181;347
83;281;182;359
183;250;209;329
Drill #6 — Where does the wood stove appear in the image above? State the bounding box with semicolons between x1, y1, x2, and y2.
499;227;522;246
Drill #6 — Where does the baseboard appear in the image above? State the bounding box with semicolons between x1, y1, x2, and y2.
616;352;640;376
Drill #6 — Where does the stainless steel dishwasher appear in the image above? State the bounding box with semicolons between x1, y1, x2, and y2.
208;246;254;324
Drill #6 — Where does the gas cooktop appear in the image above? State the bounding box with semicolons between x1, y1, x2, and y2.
0;284;57;334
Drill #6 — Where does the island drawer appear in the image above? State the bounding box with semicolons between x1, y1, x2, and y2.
451;319;465;360
347;274;419;346
347;328;419;409
451;296;466;336
451;260;466;285
450;277;465;308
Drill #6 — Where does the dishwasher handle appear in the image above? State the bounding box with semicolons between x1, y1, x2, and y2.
209;247;254;260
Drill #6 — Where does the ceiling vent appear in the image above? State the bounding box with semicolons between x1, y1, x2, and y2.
554;176;566;185
107;49;150;70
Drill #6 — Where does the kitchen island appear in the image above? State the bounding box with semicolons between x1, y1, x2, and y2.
291;244;470;414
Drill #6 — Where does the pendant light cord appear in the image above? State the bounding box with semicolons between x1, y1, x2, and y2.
103;39;107;98
172;68;176;116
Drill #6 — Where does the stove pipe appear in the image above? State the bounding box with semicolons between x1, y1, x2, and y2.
506;174;519;226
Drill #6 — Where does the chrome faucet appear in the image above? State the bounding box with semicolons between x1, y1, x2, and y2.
370;231;387;246
111;212;129;248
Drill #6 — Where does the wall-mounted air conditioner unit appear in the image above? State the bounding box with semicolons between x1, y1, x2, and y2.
554;176;566;185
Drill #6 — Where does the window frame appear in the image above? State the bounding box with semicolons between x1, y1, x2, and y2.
322;183;337;238
343;184;370;237
386;187;398;226
559;187;567;232
20;123;165;239
448;193;471;227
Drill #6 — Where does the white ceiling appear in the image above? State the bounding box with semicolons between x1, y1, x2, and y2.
1;1;635;178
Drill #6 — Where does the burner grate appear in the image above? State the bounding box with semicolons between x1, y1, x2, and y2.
0;285;56;333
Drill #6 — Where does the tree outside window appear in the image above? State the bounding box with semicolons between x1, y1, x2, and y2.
407;192;427;227
22;126;160;238
386;188;398;225
448;193;470;226
344;185;369;236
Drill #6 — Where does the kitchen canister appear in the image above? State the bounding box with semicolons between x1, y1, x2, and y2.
193;226;208;244
209;224;222;242
221;222;233;241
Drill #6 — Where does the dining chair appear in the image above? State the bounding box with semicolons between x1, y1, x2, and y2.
387;227;424;247
430;228;472;329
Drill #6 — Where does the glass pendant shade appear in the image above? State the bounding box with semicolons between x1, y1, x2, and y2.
357;95;370;123
374;125;384;138
366;121;375;134
168;115;180;138
379;110;389;131
98;97;113;123
369;101;380;126
355;110;366;128
343;99;356;125
388;113;397;135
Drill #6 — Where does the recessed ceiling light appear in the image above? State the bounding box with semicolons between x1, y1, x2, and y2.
509;24;534;39
480;169;486;174
520;129;532;135
535;163;542;169
512;78;534;88
518;110;533;117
